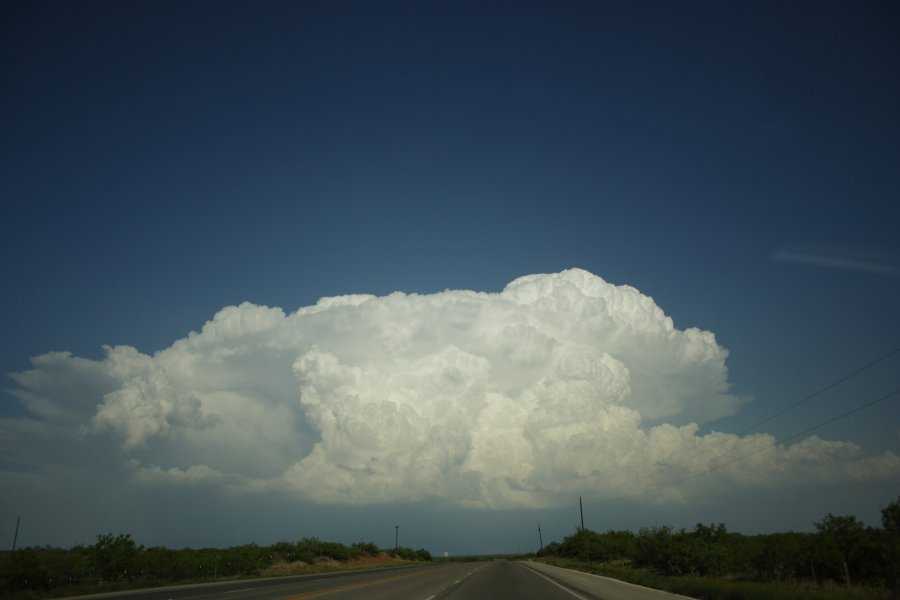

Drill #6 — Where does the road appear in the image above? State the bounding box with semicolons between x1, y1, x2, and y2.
521;561;693;600
66;560;693;600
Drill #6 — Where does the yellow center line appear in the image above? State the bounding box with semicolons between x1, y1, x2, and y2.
279;566;439;599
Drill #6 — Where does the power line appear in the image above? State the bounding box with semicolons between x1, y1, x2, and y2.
647;387;900;493
730;345;900;437
643;345;900;481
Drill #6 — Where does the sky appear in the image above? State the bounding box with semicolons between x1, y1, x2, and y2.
1;0;898;555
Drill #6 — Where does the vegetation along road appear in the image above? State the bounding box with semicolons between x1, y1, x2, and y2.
63;559;689;600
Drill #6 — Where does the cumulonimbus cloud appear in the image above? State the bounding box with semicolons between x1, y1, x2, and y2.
5;269;898;508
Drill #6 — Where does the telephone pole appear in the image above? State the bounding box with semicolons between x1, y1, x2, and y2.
579;496;585;532
12;516;20;551
537;524;543;552
394;525;399;550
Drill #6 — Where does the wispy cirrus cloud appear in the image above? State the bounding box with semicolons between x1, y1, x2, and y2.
772;245;900;276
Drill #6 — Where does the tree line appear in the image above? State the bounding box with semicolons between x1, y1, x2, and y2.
539;497;899;594
0;535;432;597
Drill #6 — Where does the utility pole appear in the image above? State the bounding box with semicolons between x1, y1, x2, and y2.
395;525;399;550
12;516;19;551
579;496;585;532
538;524;543;552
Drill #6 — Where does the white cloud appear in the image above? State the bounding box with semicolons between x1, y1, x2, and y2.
87;346;218;449
131;464;249;489
5;269;897;509
8;351;117;422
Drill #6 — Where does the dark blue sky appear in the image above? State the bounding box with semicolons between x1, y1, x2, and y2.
2;1;899;550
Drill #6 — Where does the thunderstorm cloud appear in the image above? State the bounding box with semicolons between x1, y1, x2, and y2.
5;269;897;508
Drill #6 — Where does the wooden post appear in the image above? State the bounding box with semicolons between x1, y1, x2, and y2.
579;497;584;532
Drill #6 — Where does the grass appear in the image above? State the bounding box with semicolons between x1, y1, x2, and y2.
4;554;427;600
530;557;891;600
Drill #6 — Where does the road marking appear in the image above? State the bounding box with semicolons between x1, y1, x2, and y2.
278;567;435;599
225;589;252;594
520;565;589;600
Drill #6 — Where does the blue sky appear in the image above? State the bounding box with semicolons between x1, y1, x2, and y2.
2;1;898;554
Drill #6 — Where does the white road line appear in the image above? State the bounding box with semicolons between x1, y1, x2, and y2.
521;565;589;600
225;588;252;594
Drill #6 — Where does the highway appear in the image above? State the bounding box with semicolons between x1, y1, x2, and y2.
66;560;693;600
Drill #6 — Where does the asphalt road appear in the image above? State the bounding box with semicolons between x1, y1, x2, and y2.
521;561;693;600
66;560;692;600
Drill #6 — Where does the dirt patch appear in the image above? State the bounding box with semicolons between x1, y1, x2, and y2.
345;554;412;568
261;560;312;576
260;553;414;577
